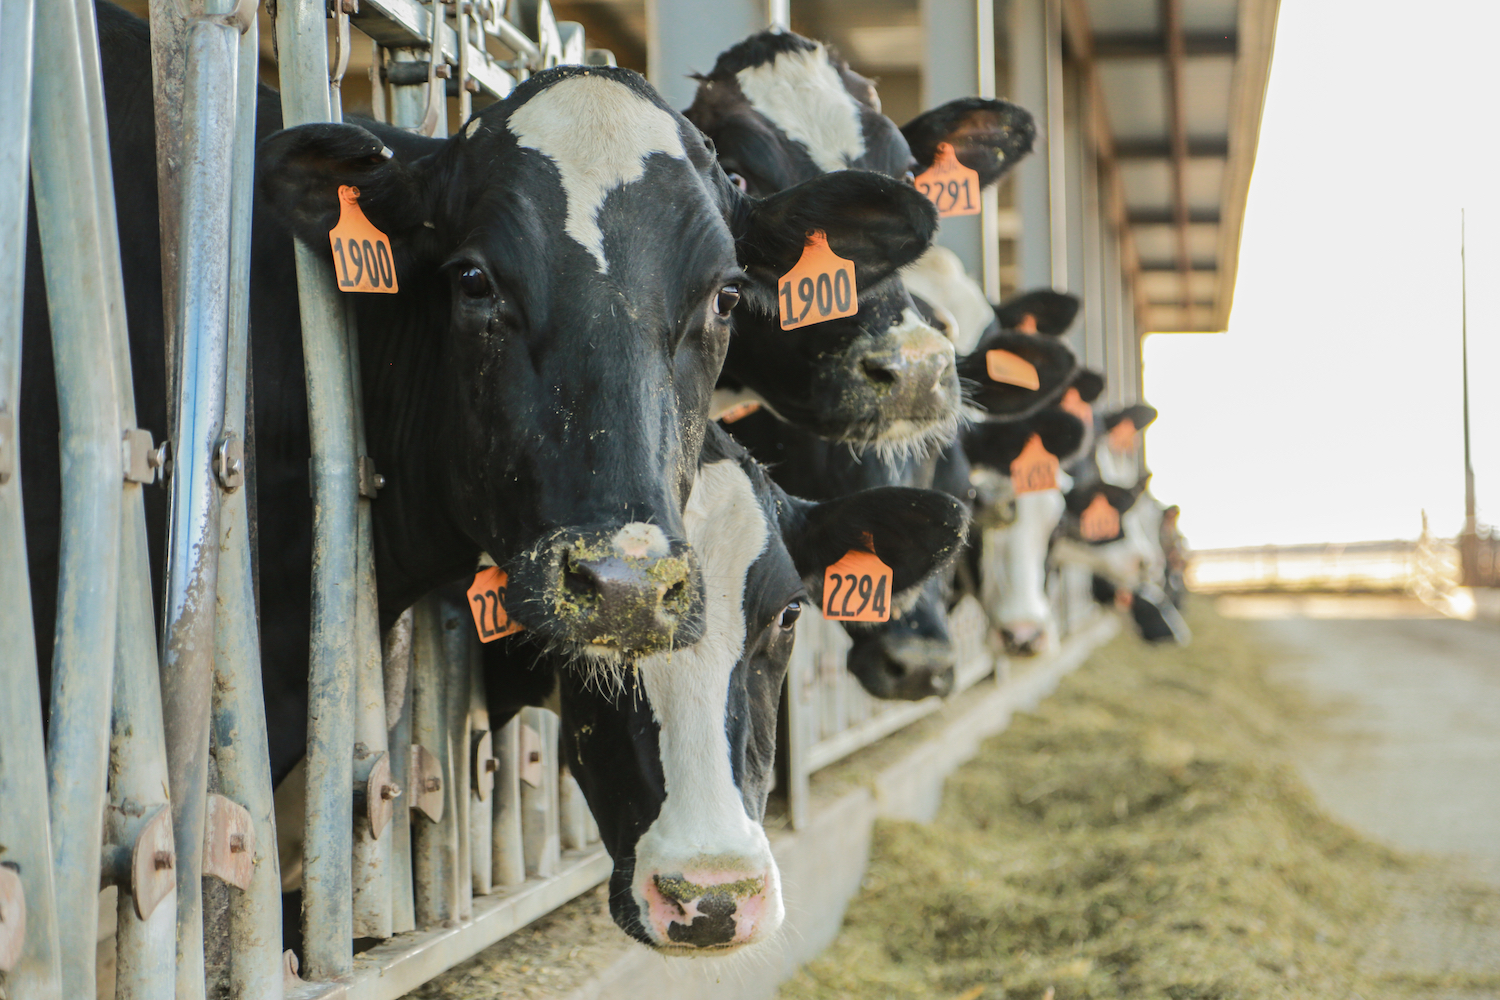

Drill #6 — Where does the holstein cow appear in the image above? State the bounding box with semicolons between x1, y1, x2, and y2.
485;425;969;949
23;4;933;781
683;30;1036;454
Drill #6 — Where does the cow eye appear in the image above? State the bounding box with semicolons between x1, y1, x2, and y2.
903;170;916;184
727;171;749;193
714;285;740;318
458;266;491;298
778;600;802;630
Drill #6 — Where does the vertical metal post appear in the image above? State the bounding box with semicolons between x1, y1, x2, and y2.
442;607;474;921
469;651;494;896
1462;209;1475;537
490;718;526;888
411;596;460;926
385;614;417;932
920;0;992;283
558;771;589;852
31;0;127;994
276;0;360;978
0;0;63;994
646;0;763;109
519;708;560;878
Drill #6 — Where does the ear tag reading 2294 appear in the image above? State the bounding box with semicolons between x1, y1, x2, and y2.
330;185;398;294
822;535;892;623
467;567;523;642
914;142;981;218
1010;434;1059;494
1080;493;1121;541
779;230;858;331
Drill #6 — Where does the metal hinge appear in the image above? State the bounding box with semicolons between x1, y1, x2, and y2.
358;455;385;498
214;434;245;492
122;428;167;485
203;793;255;891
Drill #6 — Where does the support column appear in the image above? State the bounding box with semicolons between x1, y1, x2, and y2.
1009;0;1064;291
921;0;994;284
646;0;767;111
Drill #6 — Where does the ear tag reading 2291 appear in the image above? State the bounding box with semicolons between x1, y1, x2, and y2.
985;349;1040;389
1080;493;1121;541
330;185;398;294
467;567;523;642
914;142;981;218
1010;434;1059;494
822;536;892;623
779;230;858;330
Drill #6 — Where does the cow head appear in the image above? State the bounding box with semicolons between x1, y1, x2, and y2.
685;31;1035;456
958;329;1079;421
994;289;1081;336
559;426;968;951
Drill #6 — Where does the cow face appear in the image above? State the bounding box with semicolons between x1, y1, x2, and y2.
994;289;1081;336
687;32;1033;455
958;329;1080;422
845;572;956;699
560;426;967;951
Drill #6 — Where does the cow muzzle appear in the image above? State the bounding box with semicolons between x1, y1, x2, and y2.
635;863;782;951
1000;621;1048;657
848;633;956;700
850;319;960;434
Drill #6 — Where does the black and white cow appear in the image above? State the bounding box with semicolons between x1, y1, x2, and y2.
683;31;1036;454
23;3;932;780
487;425;969;949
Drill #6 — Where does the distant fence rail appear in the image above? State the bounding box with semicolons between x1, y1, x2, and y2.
1187;538;1461;595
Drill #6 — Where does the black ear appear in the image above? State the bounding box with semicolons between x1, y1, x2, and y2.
734;170;938;304
785;487;968;600
961;419;1032;471
995;289;1080;335
902;97;1036;187
258;122;439;252
1032;408;1085;461
957;329;1077;417
1072;368;1105;403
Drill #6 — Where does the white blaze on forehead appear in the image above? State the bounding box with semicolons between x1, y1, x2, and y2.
507;75;688;272
735;44;866;173
632;459;780;934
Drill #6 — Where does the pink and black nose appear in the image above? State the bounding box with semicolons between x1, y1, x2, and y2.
639;869;777;950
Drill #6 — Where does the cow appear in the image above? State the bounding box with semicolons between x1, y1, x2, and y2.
489;424;970;949
23;3;938;782
994;288;1081;337
682;30;1036;455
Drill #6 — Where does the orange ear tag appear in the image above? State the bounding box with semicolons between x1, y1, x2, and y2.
779;230;858;330
986;349;1040;389
1108;417;1137;454
467;566;523;642
1060;387;1093;425
1009;433;1059;494
1080;493;1122;541
822;542;893;623
718;400;761;424
329;185;399;294
913;142;982;218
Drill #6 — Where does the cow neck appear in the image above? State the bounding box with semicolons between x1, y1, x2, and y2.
355;287;478;620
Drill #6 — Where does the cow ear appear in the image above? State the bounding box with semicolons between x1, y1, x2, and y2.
734;170;938;302
1073;368;1106;403
1033;408;1085;462
258;123;438;252
902;97;1036;188
995;290;1080;335
785;486;968;600
956;330;1076;417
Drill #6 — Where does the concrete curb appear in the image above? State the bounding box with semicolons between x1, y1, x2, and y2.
558;614;1120;1000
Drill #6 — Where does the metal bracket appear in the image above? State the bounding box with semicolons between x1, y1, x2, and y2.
0;862;24;973
471;729;497;801
130;805;177;921
354;749;401;838
214;433;245;492
409;743;444;821
0;409;14;485
518;722;544;788
358;454;385;498
203;793;255;891
122;427;164;485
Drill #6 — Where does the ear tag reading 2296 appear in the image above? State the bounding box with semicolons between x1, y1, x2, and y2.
467;567;523;642
1010;434;1059;494
985;349;1040;389
822;536;892;623
330;185;398;294
779;230;857;330
914;142;981;218
1080;493;1121;541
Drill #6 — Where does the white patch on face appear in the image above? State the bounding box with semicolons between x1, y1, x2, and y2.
1095;437;1139;487
995;488;1064;632
902;246;996;355
611;522;670;560
631;459;783;946
507;75;688;272
735;44;866;173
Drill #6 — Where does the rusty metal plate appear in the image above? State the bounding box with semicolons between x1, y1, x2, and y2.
365;751;399;838
409;743;444;822
130;805;176;921
204;793;255;891
0;863;24;972
121;427;158;484
471;729;496;801
518;723;544;789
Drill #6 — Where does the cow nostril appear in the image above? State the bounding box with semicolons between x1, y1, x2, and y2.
663;578;686;604
861;358;899;386
562;560;600;601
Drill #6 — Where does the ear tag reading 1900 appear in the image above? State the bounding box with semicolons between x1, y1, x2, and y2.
330;185;398;294
1010;433;1059;494
467;567;523;642
779;230;857;331
1060;387;1093;425
986;349;1040;389
822;542;892;623
914;141;981;218
1080;493;1121;541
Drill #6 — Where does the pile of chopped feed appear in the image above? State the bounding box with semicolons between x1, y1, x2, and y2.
781;604;1437;1000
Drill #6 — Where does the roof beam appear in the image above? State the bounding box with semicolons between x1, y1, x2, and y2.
1094;31;1238;58
1160;0;1195;326
1114;136;1230;159
1127;207;1221;226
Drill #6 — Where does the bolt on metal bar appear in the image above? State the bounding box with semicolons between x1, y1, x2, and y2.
0;0;64;993
31;0;128;994
275;0;361;978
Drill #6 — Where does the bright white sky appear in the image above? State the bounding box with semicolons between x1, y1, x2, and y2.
1142;0;1500;550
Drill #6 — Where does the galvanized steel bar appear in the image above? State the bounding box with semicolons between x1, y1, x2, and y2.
276;0;360;978
31;0;127;993
444;619;474;921
490;718;525;888
211;10;286;999
411;596;460;927
0;0;63;993
384;612;417;933
468;652;494;896
559;771;588;852
519;708;559;878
